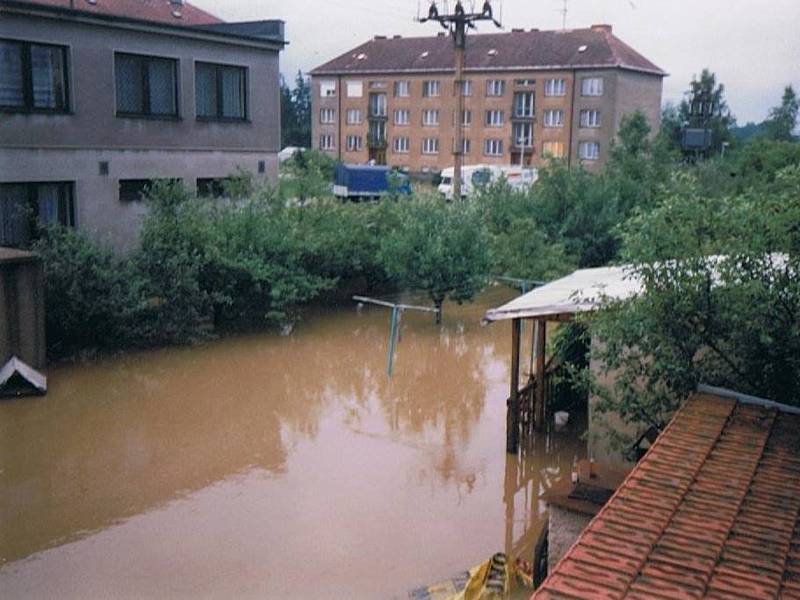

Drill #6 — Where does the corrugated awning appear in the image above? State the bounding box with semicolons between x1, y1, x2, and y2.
484;265;641;322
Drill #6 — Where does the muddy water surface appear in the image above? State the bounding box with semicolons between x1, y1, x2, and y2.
0;287;586;599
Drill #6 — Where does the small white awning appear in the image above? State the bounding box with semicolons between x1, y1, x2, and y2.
485;265;641;322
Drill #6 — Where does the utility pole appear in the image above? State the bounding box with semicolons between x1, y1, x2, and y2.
418;1;501;200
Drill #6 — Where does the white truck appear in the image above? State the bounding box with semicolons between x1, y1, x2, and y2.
438;164;538;200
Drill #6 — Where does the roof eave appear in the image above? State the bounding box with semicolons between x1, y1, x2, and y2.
0;0;286;51
310;63;666;77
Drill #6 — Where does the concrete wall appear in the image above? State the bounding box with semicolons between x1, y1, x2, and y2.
0;10;281;252
312;67;663;175
1;148;277;252
547;505;592;573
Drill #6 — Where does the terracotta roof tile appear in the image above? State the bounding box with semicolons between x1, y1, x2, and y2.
12;0;222;26
311;26;665;77
533;392;800;599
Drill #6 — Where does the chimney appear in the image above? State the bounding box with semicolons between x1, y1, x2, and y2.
511;28;523;33
591;24;612;34
393;35;402;39
437;32;445;37
374;35;387;40
529;28;539;32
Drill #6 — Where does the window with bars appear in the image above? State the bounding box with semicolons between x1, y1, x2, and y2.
486;79;506;97
542;141;565;158
580;109;601;128
393;137;409;153
581;77;603;96
346;108;362;124
543;109;564;127
422;80;440;97
0;182;74;247
394;80;410;97
544;78;566;97
485;109;504;127
0;39;69;112
195;62;246;120
483;139;504;156
578;141;600;160
346;135;362;151
422;109;439;126
513;92;535;118
421;138;439;154
513;122;533;147
319;134;335;150
115;53;177;118
394;109;410;125
320;108;335;124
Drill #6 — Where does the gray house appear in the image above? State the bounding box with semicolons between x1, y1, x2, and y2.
0;0;285;252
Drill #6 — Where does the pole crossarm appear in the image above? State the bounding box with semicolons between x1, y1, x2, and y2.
353;295;441;315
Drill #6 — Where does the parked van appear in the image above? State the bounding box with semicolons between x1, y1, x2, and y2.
438;164;538;200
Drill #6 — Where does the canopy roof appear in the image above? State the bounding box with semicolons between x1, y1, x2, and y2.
485;265;640;322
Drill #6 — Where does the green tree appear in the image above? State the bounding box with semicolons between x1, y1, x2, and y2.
379;198;490;322
280;71;312;148
583;166;800;452
765;85;799;142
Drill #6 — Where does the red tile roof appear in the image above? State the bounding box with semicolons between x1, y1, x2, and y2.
534;392;800;600
311;26;665;77
14;0;222;26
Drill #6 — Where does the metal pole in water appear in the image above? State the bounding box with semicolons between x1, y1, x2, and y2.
387;305;400;377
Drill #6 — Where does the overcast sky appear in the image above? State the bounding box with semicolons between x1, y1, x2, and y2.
193;0;799;125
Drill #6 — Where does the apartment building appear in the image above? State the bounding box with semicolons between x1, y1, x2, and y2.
0;0;285;252
310;25;665;174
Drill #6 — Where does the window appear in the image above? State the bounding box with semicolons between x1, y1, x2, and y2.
483;139;504;156
515;79;535;87
453;138;470;154
512;122;533;148
542;141;565;158
0;182;74;247
319;134;335;150
580;109;601;128
369;93;387;117
368;120;386;146
197;177;233;198
115;53;177;118
368;81;387;89
581;77;603;96
543;109;564;127
544;78;566;97
460;80;473;96
346;135;362;152
346;108;362;124
195;62;246;120
0;40;69;112
486;79;506;97
393;137;410;153
421;138;439;154
394;80;410;97
513;92;535;118
454;109;471;127
320;108;336;124
394;109;410;125
422;109;439;126
578;141;600;160
320;80;336;97
485;109;504;127
422;80;440;97
346;81;363;98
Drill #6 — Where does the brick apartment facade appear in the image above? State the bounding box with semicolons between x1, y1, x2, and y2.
310;25;665;174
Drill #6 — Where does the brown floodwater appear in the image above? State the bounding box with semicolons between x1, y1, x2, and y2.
0;286;586;599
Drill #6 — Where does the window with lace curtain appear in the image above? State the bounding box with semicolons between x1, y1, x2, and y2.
115;52;177;118
0;182;74;247
195;62;247;121
0;39;69;112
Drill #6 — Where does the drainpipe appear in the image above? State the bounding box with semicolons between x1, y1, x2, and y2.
567;68;577;169
337;74;342;162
